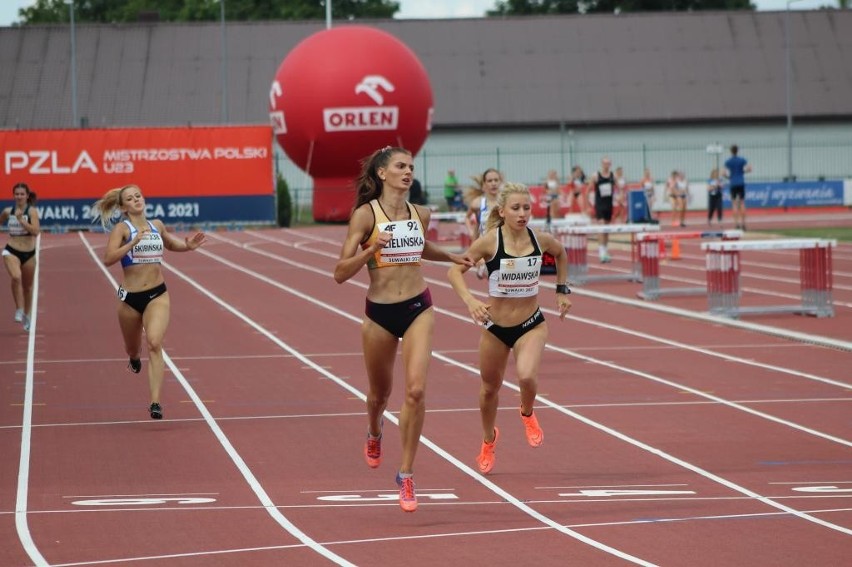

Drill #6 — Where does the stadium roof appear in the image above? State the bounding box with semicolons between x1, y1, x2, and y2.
1;10;850;130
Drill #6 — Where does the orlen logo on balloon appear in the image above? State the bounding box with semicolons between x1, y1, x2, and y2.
322;75;399;132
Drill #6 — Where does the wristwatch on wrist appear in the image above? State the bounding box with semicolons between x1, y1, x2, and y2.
555;283;571;295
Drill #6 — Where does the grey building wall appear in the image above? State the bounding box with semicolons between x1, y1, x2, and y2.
2;11;851;129
3;10;851;216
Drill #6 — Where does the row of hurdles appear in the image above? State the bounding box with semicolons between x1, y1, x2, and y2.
426;213;836;319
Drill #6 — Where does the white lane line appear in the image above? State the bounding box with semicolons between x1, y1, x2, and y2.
272;228;852;352
231;230;852;389
15;234;49;566
44;505;852;567
186;245;655;566
207;232;852;536
78;233;355;567
3;397;850;434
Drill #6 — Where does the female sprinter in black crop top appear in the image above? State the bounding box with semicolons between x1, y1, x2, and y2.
334;146;472;512
447;182;571;475
1;182;40;331
92;184;206;420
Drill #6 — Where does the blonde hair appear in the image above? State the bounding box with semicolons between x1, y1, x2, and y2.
91;184;138;228
484;182;530;231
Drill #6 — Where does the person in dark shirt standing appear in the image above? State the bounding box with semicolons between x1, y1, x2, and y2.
408;177;427;205
724;145;752;231
587;157;616;263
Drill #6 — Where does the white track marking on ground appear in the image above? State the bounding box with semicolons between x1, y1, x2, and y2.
268;228;852;351
235;230;852;382
77;233;356;567
15;234;49;565
203;233;852;536
185;242;656;565
41;505;852;567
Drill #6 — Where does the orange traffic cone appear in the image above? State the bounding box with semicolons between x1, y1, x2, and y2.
671;238;681;260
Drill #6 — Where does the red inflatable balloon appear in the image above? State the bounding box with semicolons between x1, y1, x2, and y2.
269;26;434;221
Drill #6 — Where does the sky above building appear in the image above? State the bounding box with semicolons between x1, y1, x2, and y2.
0;0;833;26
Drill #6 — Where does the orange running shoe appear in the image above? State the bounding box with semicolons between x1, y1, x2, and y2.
364;434;382;468
396;472;417;512
520;409;543;447
364;420;383;468
476;426;499;474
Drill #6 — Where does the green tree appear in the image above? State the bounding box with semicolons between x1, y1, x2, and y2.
276;174;293;227
488;0;755;15
488;0;581;15
18;0;399;25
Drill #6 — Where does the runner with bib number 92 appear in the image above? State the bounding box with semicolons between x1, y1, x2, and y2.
334;146;473;513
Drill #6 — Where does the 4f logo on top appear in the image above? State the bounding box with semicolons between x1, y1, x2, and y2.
323;75;399;133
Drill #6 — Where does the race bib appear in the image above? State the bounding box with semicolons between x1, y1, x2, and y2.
598;182;612;198
377;220;424;264
496;256;541;295
117;286;128;301
131;233;164;264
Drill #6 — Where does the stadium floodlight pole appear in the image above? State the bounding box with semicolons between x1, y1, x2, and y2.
785;0;806;182
326;0;332;29
65;0;78;128
220;0;229;123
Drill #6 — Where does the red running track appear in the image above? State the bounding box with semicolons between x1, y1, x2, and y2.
1;223;850;566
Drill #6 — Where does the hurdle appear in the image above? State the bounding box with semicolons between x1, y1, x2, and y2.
529;214;591;231
636;229;742;300
701;239;836;319
551;223;660;284
426;212;469;249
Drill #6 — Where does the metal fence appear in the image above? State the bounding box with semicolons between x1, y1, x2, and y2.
275;137;852;223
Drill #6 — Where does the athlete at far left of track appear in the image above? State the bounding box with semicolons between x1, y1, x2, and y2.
334;146;473;513
1;182;40;332
92;184;207;420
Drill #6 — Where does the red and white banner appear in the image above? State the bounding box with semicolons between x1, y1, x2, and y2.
1;126;274;199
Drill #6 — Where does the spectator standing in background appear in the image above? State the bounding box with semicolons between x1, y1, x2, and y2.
641;168;657;223
613;166;628;224
724;145;752;231
443;169;461;211
667;170;689;228
587;157;616;263
408;177;427;205
567;166;587;215
544;169;562;224
707;168;724;226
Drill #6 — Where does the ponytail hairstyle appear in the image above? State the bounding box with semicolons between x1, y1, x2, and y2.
12;182;37;205
484;182;530;232
352;146;411;213
464;167;502;206
91;184;138;228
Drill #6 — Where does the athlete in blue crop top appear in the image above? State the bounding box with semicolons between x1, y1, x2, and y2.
93;184;207;420
448;182;571;475
334;146;472;513
1;182;40;331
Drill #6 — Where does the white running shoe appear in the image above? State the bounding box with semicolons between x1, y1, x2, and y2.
14;309;23;322
23;315;30;332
